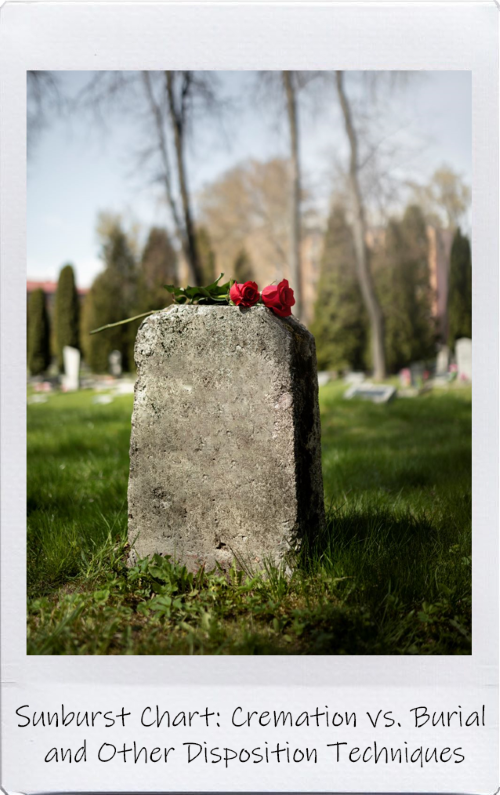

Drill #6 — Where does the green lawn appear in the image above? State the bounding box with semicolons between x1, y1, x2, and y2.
27;381;471;655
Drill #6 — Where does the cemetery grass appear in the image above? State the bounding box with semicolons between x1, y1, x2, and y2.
27;383;471;655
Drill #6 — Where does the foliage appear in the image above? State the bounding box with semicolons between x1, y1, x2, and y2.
410;165;471;229
199;158;293;279
447;228;472;347
196;226;217;285
139;227;177;311
55;264;80;371
374;205;436;373
233;247;255;283
164;273;234;305
83;220;141;372
27;383;471;655
27;289;51;375
311;204;368;371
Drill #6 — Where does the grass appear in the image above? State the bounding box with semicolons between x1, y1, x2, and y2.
27;382;471;655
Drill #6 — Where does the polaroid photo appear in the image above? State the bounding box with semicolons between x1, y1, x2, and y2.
0;1;498;793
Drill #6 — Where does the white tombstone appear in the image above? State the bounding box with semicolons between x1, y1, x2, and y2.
455;338;472;381
344;371;365;385
344;382;396;404
109;349;122;377
62;346;80;391
436;345;450;375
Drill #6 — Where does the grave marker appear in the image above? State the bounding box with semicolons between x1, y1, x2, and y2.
62;346;80;391
128;305;325;572
455;337;472;381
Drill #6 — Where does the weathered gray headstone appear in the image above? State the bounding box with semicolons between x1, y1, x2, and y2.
455;337;472;381
109;349;122;377
62;346;80;391
128;305;325;572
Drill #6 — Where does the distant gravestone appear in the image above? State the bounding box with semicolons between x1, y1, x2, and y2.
317;371;331;388
455;338;472;381
62;346;80;391
109;349;122;377
128;305;325;572
344;382;396;404
436;345;450;376
344;371;365;385
410;362;425;387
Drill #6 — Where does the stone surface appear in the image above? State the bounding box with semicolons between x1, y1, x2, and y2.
127;304;325;572
455;337;472;381
62;346;80;391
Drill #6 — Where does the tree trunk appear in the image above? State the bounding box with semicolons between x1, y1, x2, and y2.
335;71;386;379
165;71;203;286
282;71;303;321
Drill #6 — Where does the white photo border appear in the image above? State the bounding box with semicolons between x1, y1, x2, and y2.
0;2;497;793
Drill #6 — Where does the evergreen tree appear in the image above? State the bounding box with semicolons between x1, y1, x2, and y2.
196;226;216;284
139;227;177;311
84;221;140;373
447;228;472;346
27;288;51;375
55;263;80;371
233;248;255;283
310;204;368;371
375;205;436;373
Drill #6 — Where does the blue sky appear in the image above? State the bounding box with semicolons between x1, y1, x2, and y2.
28;71;471;288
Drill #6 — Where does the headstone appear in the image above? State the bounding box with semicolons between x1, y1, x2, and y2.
317;371;331;388
344;382;396;404
109;349;122;377
114;380;135;395
344;371;365;385
128;305;325;572
409;362;425;387
62;346;80;391
399;368;411;387
455;338;472;381
92;394;114;405
436;345;450;376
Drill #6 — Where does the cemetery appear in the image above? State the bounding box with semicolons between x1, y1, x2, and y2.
26;71;472;655
27;308;471;655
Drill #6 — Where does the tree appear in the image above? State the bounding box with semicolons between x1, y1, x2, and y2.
199;158;292;285
195;226;216;284
255;71;308;318
83;217;141;373
27;71;61;156
335;71;386;378
447;228;472;346
409;166;471;230
54;263;80;371
139;227;177;310
73;70;223;285
233;248;255;283
282;71;303;320
28;289;51;375
374;205;436;373
310;203;368;371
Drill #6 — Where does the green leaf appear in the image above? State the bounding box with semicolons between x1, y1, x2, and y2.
90;310;159;335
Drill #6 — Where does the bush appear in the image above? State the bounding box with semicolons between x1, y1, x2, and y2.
55;264;80;372
27;288;51;375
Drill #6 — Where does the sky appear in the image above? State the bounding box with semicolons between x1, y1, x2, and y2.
27;71;471;288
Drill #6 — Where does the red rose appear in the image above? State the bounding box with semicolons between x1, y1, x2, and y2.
229;281;260;307
261;279;296;318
